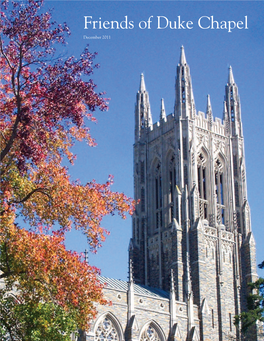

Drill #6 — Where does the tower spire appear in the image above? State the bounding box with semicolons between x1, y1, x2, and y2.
180;45;187;65
206;94;213;129
139;73;146;92
225;66;243;137
206;94;212;114
228;66;235;85
175;46;195;119
135;73;153;141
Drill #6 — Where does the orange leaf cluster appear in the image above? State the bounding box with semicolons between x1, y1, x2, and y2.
1;225;107;330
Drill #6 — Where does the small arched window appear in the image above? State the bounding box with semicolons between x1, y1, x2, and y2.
140;323;164;341
95;315;121;341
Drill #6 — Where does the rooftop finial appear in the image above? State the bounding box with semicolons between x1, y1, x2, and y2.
223;101;230;134
228;66;235;85
170;269;175;293
180;45;187;65
160;98;166;121
129;258;134;283
139;73;146;92
207;95;213;128
206;94;212;112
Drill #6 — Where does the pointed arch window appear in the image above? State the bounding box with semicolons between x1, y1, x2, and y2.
215;158;225;225
95;316;120;341
197;152;207;220
197;153;206;200
140;324;163;341
155;162;162;229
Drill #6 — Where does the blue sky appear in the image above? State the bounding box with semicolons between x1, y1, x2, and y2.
45;1;264;280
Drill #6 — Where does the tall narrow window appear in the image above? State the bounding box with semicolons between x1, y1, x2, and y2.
181;69;186;104
175;196;179;222
235;181;239;207
141;188;145;212
184;165;188;187
141;218;145;239
231;106;235;122
197;153;206;199
183;138;188;160
155;176;162;209
182;87;185;103
155;163;162;229
230;88;233;101
220;174;224;205
229;313;232;331
215;158;225;225
140;161;145;183
197;153;207;220
133;218;136;242
202;168;206;200
169;155;176;223
233;155;238;177
236;211;241;230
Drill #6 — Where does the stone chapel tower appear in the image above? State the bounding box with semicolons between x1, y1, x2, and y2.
129;46;259;340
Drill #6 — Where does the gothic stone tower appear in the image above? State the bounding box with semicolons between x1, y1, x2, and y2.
129;47;259;341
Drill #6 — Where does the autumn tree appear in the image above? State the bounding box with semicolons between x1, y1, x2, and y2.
0;0;134;339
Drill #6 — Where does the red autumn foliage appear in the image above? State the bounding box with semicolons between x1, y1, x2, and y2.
0;0;134;332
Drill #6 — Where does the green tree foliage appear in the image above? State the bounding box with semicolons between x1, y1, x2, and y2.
235;262;264;335
0;294;77;341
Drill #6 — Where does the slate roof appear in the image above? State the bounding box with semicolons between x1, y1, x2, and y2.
98;276;170;299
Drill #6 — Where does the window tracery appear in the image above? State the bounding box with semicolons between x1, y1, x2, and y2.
95;316;119;341
140;325;161;341
197;152;207;219
215;157;225;224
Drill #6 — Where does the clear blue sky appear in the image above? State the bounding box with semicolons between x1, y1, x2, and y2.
45;1;264;281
